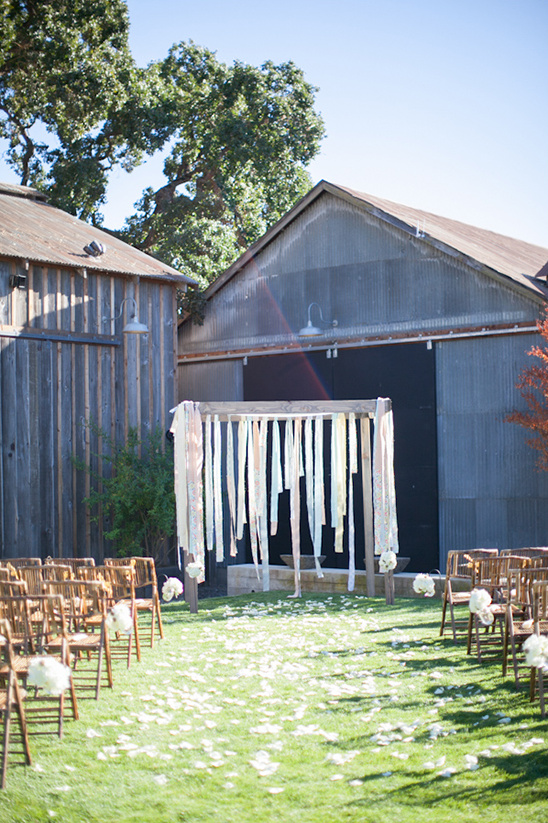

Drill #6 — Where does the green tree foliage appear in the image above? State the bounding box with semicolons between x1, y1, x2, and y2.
76;425;176;565
1;4;325;285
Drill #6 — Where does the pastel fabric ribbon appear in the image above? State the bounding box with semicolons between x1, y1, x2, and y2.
347;413;358;591
226;417;237;557
204;415;214;555
373;397;399;555
170;401;205;583
331;413;347;555
270;419;283;536
213;415;224;562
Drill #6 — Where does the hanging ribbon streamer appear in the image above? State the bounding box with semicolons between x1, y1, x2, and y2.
236;418;248;541
204;414;214;555
170;401;205;583
373;398;399;555
347;413;358;591
313;415;325;578
226;416;237;557
270;419;283;536
331;413;347;554
213;415;224;563
247;418;260;578
289;418;303;597
304;417;314;544
257;418;270;591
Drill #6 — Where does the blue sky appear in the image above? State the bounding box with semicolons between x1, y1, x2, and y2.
1;0;547;246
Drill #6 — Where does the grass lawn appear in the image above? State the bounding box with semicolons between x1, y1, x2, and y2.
2;591;547;823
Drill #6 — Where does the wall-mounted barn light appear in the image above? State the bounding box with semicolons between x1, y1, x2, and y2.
9;273;27;289
104;296;148;334
298;302;338;337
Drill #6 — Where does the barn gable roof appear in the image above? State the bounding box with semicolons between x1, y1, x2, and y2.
0;182;195;285
207;180;548;301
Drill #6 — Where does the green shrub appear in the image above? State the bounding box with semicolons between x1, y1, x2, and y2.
77;424;176;565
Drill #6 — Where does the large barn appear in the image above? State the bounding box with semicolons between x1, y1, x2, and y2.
0;182;194;561
178;180;548;576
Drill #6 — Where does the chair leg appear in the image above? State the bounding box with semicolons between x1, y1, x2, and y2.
1;702;11;790
155;593;164;640
540;669;546;718
440;594;447;637
530;667;537;703
133;610;141;663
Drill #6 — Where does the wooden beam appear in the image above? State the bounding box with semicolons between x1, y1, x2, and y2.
196;400;379;419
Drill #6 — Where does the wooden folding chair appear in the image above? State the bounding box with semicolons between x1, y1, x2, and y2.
0;595;78;738
0;559;41;568
0;619;31;788
503;567;548;688
529;582;548;717
44;557;95;574
92;565;140;666
468;555;530;660
42;580;113;699
440;549;498;642
501;547;548;557
105;557;164;645
13;566;44;597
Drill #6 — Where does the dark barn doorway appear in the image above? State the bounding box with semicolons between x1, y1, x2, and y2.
243;343;438;572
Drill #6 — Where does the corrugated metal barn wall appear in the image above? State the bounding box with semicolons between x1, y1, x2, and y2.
0;259;177;560
436;331;548;569
179;193;538;357
178;191;548;569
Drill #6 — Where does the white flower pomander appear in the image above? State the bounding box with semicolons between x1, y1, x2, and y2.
186;562;202;579
469;588;492;614
106;603;133;635
523;633;548;670
413;573;436;597
162;576;184;602
28;656;71;696
477;607;495;626
379;550;397;573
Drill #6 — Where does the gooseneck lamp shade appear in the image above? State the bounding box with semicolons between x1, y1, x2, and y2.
298;319;323;337
104;296;149;335
298;302;336;338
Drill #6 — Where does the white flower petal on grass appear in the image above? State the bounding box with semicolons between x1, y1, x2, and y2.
348;779;363;787
250;723;282;735
86;729;102;738
267;787;285;794
464;755;479;770
437;768;456;778
329;774;345;781
96;752;107;761
153;774;168;786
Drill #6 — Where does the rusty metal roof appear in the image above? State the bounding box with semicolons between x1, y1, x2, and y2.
0;182;195;284
208;180;548;301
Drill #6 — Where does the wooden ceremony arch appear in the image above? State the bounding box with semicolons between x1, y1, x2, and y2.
171;399;396;608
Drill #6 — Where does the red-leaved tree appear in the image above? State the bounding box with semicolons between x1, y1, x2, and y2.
507;311;548;470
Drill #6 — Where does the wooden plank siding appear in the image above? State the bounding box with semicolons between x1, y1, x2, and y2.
0;260;179;560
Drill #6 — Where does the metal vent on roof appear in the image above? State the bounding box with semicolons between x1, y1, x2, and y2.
83;240;106;257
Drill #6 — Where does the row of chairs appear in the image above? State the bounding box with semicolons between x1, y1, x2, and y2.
439;547;548;714
0;555;166;787
0;556;164;648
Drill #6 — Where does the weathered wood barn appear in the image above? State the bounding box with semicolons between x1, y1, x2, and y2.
0;182;194;560
178;180;548;574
